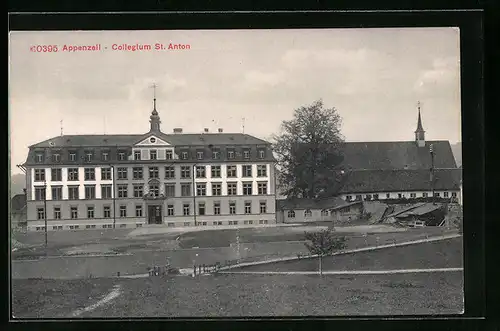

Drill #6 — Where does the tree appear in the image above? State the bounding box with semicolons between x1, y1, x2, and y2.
272;99;344;199
304;228;347;276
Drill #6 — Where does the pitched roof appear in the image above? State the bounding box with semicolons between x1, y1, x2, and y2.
340;140;457;170
337;168;461;194
29;132;270;148
11;194;26;212
276;196;354;210
394;203;442;218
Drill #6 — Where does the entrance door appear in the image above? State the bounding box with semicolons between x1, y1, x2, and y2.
148;205;162;224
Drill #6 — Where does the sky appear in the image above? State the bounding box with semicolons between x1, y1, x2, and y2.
9;28;461;174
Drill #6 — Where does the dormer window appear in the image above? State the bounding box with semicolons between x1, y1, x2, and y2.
212;149;220;160
118;152;125;161
165;150;173;160
197;151;204;160
69;152;76;162
102;151;109;161
258;149;265;159
85;152;93;162
52;153;60;163
150;150;157;160
243;149;250;159
35;153;44;163
181;151;189;160
227;150;235;159
134;151;141;160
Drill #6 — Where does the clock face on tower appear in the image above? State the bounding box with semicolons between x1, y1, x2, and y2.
150;137;156;143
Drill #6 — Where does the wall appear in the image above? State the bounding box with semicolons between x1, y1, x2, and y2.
279;205;362;223
340;190;460;201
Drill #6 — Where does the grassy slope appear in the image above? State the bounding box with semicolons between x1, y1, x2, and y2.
12;272;464;318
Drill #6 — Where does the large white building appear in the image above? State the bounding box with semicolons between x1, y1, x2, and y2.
21;101;277;231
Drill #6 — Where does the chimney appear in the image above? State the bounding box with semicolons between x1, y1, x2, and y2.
173;128;183;134
218;128;223;133
204;128;209;133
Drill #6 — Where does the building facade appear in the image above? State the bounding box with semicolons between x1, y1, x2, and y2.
22;105;276;231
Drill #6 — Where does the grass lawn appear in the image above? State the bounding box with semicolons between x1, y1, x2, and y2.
12;271;463;318
236;237;463;272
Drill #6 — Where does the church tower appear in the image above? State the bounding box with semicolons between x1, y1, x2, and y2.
149;84;161;132
415;101;426;147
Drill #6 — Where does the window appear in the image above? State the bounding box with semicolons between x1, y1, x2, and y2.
103;206;111;218
386;193;391;199
54;206;61;219
135;205;143;217
87;206;95;218
68;186;79;200
132;167;143;180
35;153;44;163
102;151;109;161
74;225;80;230
196;183;207;196
229;202;236;215
321;209;329;216
346;195;352;201
70;206;78;219
410;193;417;198
259;220;268;225
165;166;175;179
118;152;126;161
227;165;237;178
196;166;206;178
227;182;237;196
452;192;457;198
211;183;222;196
52;186;63;200
258;149;265;159
183;204;190;216
165;184;176;197
180;151;189;160
213;202;221;215
373;194;379;200
244;201;252;214
117;185;128;198
198;202;206;216
34;169;45;182
444;192;449;198
117;167;128;180
184;222;191;227
227;150;235;159
304;209;312;217
181;183;191;197
398;193;402;198
149;166;159;179
37;207;45;220
180;166;191;179
212;149;220;159
85;185;96;199
150;150;157;160
101;185;112;199
165;150;173;160
242;165;252;177
257;182;268;195
202;222;207;226
365;194;372;200
69;152;76;161
257;165;267;177
52;153;61;163
196;151;204;160
34;187;45;201
243;182;253;195
84;168;95;181
119;224;127;228
260;201;267;214
243;150;250;159
288;210;295;218
149;182;159;197
434;192;441;197
120;205;127;217
423;192;429;198
68;168;79;181
133;185;143;198
167;204;174;216
101;168;112;180
51;168;62;181
244;220;254;225
85;152;93;162
134;151;141;160
211;165;221;178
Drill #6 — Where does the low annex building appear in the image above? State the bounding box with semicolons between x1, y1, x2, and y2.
21;99;277;232
276;197;363;223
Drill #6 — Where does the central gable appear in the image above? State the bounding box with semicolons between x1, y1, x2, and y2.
134;134;171;147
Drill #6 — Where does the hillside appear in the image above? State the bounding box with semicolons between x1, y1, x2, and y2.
450;142;462;167
10;173;26;198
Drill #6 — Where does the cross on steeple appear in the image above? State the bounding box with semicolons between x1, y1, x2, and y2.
149;83;161;132
151;83;157;111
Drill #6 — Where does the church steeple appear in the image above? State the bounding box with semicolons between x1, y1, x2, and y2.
415;101;426;147
149;83;161;132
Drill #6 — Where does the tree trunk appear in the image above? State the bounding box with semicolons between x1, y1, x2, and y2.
319;255;323;276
